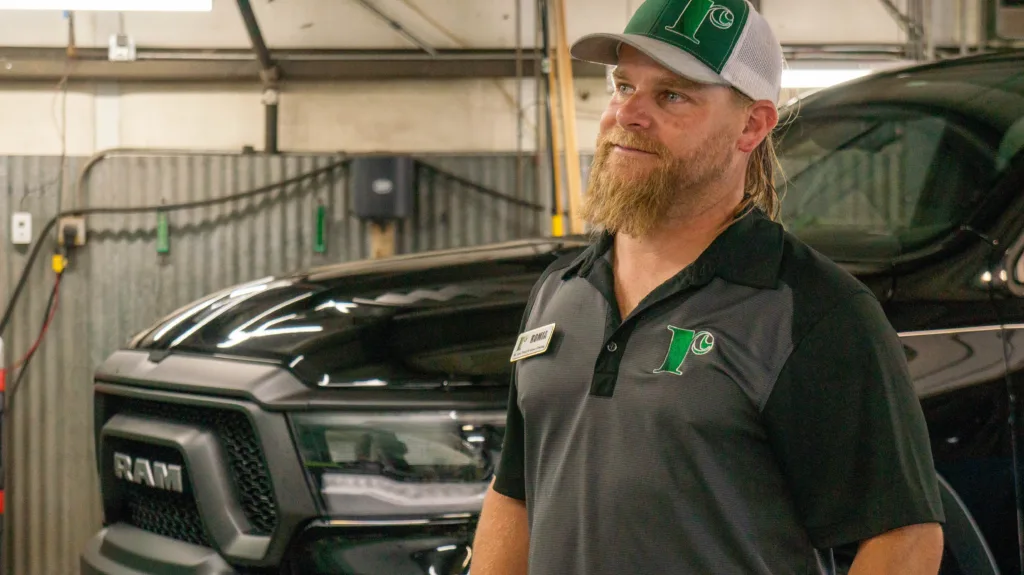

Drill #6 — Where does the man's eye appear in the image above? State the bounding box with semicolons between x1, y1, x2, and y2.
665;92;685;102
616;84;634;95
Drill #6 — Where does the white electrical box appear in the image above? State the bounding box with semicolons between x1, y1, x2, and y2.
11;212;32;245
108;33;137;62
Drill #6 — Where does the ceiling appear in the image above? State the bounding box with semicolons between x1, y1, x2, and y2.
0;0;922;51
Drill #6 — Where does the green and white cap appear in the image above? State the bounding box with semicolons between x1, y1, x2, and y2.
571;0;784;105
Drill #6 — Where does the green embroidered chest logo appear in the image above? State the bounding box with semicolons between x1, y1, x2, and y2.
664;0;736;45
654;326;715;375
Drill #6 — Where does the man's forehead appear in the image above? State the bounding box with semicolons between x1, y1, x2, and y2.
611;62;705;90
612;44;708;89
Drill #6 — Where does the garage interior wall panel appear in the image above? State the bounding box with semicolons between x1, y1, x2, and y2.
404;156;548;252
0;151;547;575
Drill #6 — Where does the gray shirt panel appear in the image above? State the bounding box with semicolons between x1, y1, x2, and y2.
516;273;821;574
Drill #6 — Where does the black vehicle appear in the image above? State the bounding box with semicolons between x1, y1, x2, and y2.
82;50;1024;575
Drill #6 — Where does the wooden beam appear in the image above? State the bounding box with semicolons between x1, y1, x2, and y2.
545;31;566;237
369;221;397;259
551;0;586;235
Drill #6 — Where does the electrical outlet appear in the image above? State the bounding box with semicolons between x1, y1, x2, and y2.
58;216;87;247
11;212;32;245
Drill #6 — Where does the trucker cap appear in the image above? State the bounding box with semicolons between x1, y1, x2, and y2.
570;0;785;105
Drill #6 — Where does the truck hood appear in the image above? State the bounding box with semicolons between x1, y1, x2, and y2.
127;239;585;388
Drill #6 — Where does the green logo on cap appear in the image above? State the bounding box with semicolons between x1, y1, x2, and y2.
665;0;736;44
625;0;749;73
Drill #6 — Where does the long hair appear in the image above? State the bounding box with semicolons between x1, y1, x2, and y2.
731;90;784;222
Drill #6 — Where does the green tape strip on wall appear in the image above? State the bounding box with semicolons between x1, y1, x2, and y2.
157;212;170;254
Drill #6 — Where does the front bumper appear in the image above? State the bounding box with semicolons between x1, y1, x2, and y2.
82;518;478;575
81;524;238;575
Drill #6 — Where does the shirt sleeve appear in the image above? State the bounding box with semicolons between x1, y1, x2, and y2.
762;290;945;549
492;374;526;500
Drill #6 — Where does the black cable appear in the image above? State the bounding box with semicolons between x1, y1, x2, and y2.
415;160;545;211
7;272;62;408
0;158;348;339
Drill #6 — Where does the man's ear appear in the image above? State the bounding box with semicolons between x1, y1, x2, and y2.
738;101;778;154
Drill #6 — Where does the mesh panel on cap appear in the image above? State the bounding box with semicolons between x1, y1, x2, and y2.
721;12;783;103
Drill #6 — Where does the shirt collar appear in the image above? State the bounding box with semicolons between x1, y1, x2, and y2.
561;207;785;290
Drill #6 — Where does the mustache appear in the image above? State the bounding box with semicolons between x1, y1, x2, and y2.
597;128;670;157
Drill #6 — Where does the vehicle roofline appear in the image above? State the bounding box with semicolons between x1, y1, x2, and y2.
299;235;592;281
778;47;1024;114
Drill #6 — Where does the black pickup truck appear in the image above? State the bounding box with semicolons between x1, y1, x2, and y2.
82;49;1024;574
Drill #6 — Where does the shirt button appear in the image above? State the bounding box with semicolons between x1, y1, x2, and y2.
606;342;618;353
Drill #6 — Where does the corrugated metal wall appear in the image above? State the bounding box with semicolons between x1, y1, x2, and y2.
0;151;550;575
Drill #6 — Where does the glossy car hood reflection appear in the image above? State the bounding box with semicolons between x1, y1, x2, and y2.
128;243;581;388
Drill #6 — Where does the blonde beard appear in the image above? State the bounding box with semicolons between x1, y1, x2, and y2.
582;128;735;239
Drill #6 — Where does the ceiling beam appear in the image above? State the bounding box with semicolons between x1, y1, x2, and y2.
0;47;605;82
235;0;275;74
0;44;943;84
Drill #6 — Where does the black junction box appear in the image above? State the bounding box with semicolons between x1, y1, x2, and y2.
350;155;416;220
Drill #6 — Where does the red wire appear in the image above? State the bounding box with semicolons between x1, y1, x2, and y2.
10;273;62;371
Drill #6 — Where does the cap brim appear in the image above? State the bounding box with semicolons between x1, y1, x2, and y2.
570;33;727;87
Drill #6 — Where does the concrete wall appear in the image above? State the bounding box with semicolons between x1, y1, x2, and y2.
0;77;612;156
0;74;826;157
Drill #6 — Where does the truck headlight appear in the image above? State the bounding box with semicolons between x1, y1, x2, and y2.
290;411;505;518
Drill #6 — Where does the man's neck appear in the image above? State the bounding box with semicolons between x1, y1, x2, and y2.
611;191;743;318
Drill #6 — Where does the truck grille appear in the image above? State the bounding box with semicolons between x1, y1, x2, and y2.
102;395;279;539
124;483;210;547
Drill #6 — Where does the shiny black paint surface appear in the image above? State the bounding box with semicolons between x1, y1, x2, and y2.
129;241;586;390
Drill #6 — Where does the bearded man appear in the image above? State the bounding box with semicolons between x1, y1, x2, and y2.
470;0;946;573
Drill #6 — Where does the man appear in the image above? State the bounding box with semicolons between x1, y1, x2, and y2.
471;0;945;573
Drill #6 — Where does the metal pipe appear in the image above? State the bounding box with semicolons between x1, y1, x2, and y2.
235;0;279;154
264;96;279;155
235;0;273;71
924;0;935;60
533;0;544;235
878;0;925;58
960;0;969;55
538;0;558;226
515;0;524;212
352;0;437;56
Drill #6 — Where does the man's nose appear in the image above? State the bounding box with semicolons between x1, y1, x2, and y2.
616;94;653;131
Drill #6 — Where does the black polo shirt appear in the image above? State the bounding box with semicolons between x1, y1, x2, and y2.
493;208;944;575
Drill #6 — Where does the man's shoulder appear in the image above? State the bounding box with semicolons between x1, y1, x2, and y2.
523;249;586;308
776;228;883;340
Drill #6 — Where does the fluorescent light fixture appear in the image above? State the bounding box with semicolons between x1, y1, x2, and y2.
0;0;212;10
781;68;875;89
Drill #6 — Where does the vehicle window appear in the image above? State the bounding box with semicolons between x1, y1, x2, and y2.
775;60;1024;262
776;111;998;260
